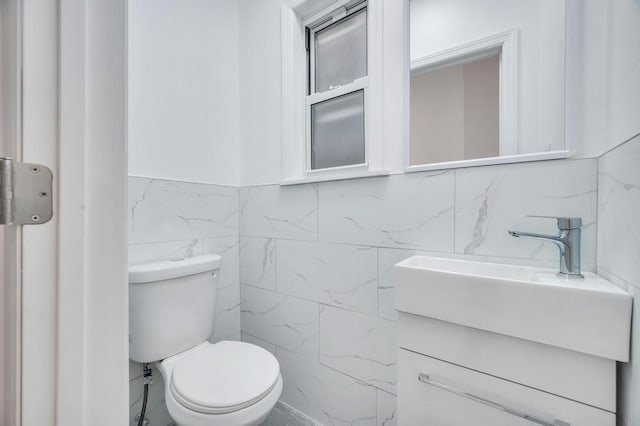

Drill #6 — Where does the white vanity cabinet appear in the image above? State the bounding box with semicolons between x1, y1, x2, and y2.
394;256;632;426
399;348;613;426
397;313;617;426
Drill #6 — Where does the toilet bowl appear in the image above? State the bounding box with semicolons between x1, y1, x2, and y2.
128;254;282;426
158;341;283;426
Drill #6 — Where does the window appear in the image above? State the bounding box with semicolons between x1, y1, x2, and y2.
311;7;367;93
306;2;368;171
281;0;404;184
311;91;366;169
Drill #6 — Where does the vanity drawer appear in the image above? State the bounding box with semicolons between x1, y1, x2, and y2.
398;349;615;426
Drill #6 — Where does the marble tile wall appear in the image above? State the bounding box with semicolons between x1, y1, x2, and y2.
124;152;635;426
127;176;240;426
597;134;640;426
124;157;603;426
239;158;598;426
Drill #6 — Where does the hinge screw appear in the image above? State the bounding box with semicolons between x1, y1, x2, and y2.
30;166;40;173
31;215;40;222
39;191;48;198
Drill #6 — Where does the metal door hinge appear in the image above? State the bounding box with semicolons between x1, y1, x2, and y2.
0;157;53;225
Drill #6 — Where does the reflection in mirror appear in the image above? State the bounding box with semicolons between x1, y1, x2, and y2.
409;0;566;168
411;53;499;165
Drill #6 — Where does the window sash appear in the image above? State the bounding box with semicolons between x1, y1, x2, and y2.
306;76;369;106
305;82;369;172
308;1;368;96
303;0;371;174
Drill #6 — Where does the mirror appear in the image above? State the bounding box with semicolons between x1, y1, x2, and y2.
409;0;567;168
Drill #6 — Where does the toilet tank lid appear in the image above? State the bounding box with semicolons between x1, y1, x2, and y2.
129;254;222;284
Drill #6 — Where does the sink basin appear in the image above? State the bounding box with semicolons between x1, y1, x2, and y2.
394;256;632;361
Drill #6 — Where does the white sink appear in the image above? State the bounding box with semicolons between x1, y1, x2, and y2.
394;256;632;361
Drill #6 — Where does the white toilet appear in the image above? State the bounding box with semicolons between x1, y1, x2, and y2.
129;254;282;426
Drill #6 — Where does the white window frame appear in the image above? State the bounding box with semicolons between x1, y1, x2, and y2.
306;80;369;173
305;2;369;173
281;0;406;184
307;2;367;95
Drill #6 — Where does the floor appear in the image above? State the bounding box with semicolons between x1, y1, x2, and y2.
260;402;319;426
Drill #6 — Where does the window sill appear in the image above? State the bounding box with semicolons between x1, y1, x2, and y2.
405;150;572;173
280;169;391;186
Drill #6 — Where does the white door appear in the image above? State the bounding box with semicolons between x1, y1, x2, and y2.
1;0;129;425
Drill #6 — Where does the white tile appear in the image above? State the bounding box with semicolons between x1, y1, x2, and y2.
239;184;318;240
241;285;319;359
277;347;377;426
319;305;397;394
241;332;278;355
210;284;241;342
202;236;240;290
318;171;454;250
128;239;202;266
129;360;143;381
598;135;640;287
200;237;241;341
224;332;242;342
455;159;597;266
277;240;378;314
240;237;276;290
378;248;431;321
129;177;239;244
377;390;397;426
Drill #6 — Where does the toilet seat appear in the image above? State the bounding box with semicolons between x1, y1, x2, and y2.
169;341;280;415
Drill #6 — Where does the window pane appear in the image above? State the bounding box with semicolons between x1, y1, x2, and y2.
314;9;367;93
311;90;365;170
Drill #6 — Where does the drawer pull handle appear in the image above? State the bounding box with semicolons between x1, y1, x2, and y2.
418;373;570;426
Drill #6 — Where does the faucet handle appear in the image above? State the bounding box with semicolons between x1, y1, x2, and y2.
526;215;582;230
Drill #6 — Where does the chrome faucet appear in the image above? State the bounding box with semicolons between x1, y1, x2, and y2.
508;216;584;279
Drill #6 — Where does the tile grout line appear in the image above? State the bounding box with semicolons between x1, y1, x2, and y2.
453;168;457;253
376;247;380;319
594;155;600;276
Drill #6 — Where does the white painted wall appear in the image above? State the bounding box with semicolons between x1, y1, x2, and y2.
566;0;640;157
235;0;640;186
238;0;284;186
238;0;568;184
126;0;640;186
128;0;240;185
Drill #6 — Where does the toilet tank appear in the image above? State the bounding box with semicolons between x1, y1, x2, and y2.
128;254;222;363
